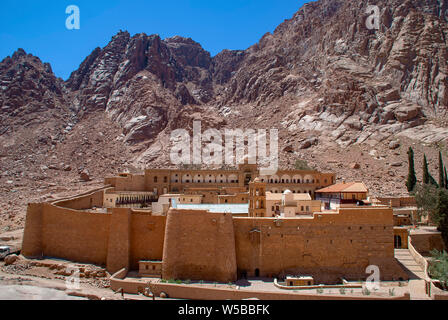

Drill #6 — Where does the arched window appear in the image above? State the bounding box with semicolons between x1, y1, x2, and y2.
281;175;291;184
293;175;302;184
194;174;204;183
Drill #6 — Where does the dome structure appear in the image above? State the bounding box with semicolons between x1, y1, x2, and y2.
283;189;294;205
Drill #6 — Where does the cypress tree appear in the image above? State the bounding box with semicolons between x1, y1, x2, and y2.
445;167;448;190
439;151;445;189
406;147;417;192
423;154;430;185
430;175;439;187
423;154;439;187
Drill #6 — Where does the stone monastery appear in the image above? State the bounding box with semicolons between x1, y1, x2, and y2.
22;162;409;284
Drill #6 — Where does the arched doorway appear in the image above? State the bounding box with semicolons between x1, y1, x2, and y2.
245;173;252;186
394;235;402;249
237;270;248;280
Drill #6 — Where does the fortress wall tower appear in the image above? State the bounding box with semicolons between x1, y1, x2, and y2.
162;209;237;283
107;208;131;273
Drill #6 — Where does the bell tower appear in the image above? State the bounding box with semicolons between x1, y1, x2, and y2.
249;177;267;217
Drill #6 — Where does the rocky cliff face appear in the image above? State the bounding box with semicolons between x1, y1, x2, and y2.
0;49;68;129
59;0;448;149
65;32;218;144
0;48;73;169
215;0;448;148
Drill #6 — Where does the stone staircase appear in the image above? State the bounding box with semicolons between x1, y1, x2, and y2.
394;249;430;300
395;249;426;279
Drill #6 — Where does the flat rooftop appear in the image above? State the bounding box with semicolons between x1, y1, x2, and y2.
266;192;312;201
174;203;249;214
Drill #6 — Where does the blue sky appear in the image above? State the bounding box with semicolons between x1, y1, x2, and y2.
0;0;312;80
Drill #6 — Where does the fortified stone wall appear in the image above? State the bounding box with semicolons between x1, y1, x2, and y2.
22;203;111;266
107;208;131;273
162;209;237;283
377;197;416;208
21;203;44;257
233;207;406;283
23;186;407;284
130;211;166;270
52;188;106;210
22;193;166;273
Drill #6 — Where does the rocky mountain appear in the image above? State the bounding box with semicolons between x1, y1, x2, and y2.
58;0;448;149
0;49;69;132
65;32;219;144
2;0;448;231
217;0;448;146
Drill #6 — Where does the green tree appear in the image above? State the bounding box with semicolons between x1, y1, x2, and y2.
406;147;417;192
439;151;445;189
423;154;439;187
294;159;312;171
415;184;448;247
414;184;438;222
423;154;430;184
430;175;439;187
428;250;448;290
445;167;448;190
435;188;448;246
